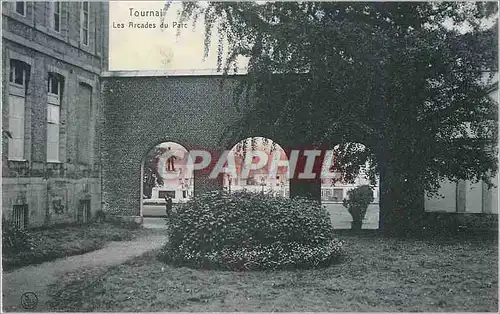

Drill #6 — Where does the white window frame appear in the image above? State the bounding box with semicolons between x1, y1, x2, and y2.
80;1;89;45
8;60;29;161
51;1;61;32
14;1;26;16
47;72;62;163
9;60;27;87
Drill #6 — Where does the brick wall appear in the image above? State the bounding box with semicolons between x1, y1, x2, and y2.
101;73;377;216
101;73;349;216
101;76;245;216
100;75;310;216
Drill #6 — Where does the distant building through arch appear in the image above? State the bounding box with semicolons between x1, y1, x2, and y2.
141;141;195;217
223;137;290;197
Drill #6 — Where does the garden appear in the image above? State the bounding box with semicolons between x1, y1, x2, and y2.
47;235;497;312
45;191;498;312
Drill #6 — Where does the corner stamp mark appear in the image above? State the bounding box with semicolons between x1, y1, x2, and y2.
21;292;38;310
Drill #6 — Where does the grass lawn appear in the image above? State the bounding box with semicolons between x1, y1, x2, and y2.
2;221;150;271
47;232;498;312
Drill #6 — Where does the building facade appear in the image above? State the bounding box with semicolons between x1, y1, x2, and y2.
424;72;499;215
2;1;108;228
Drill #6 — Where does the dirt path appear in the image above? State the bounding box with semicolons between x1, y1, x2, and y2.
2;234;168;312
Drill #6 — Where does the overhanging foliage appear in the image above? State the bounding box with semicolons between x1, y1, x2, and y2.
169;2;498;217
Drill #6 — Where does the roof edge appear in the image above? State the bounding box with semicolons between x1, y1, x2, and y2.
101;69;248;78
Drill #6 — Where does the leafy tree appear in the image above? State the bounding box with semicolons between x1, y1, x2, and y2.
143;146;167;198
173;2;498;234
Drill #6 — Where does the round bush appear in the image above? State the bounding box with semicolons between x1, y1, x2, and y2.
159;191;345;270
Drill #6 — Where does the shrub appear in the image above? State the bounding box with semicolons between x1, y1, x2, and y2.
2;216;37;255
343;185;375;231
159;191;345;270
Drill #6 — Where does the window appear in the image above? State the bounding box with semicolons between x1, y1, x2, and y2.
52;2;61;32
12;205;29;229
81;1;89;45
47;72;64;162
47;72;62;95
8;59;30;160
322;188;332;198
8;95;26;160
9;59;28;86
333;189;343;202
77;200;91;223
15;1;26;16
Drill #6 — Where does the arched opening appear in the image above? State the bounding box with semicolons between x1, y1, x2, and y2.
141;141;194;217
224;137;290;197
320;142;380;229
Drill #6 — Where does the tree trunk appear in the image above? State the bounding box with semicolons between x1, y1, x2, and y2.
378;163;426;236
351;219;363;232
378;159;404;236
378;155;392;232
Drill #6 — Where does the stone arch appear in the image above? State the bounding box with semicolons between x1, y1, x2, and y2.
140;139;194;217
101;75;250;218
320;142;380;230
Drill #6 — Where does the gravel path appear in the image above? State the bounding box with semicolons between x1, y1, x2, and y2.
2;234;168;312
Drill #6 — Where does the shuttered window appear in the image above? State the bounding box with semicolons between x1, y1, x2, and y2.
8;59;30;160
47;72;64;162
81;1;89;45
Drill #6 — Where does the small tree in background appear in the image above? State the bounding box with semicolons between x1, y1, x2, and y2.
343;185;375;231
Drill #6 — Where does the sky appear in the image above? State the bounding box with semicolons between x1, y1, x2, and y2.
109;1;497;72
108;1;248;71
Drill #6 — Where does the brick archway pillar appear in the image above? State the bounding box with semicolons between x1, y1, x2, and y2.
286;147;325;201
193;147;224;196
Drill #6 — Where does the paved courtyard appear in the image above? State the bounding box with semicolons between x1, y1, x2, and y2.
143;203;380;230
